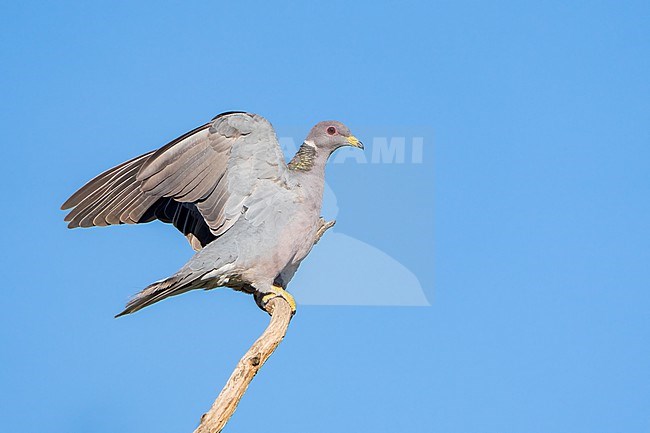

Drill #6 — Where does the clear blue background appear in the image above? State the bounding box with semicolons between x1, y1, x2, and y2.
1;1;649;432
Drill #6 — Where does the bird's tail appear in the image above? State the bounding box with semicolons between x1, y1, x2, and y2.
115;273;201;317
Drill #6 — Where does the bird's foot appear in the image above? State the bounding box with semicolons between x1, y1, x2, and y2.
255;285;297;316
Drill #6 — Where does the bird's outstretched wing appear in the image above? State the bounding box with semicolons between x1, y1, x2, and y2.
61;112;288;250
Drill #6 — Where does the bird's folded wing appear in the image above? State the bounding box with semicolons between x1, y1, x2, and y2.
61;112;288;249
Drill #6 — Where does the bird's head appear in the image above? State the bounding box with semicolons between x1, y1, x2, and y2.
305;120;364;154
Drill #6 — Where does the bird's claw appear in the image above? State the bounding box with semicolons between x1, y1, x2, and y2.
255;285;297;316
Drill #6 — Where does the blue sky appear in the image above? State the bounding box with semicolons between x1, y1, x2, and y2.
1;1;649;432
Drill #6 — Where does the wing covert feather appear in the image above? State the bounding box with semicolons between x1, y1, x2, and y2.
62;112;289;249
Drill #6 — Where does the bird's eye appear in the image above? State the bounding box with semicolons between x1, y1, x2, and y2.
326;126;337;135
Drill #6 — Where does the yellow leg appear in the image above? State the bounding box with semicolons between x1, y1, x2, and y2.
260;285;297;315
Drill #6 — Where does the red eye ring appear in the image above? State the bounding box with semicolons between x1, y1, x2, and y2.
326;126;337;135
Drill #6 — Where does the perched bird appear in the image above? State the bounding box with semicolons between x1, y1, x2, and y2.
61;112;363;317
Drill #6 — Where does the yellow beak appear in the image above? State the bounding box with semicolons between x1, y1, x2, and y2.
347;135;364;149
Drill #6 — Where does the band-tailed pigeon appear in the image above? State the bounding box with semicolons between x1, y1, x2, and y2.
61;112;363;316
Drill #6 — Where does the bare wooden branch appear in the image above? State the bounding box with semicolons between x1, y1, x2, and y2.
193;297;292;433
314;218;336;244
193;217;334;432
